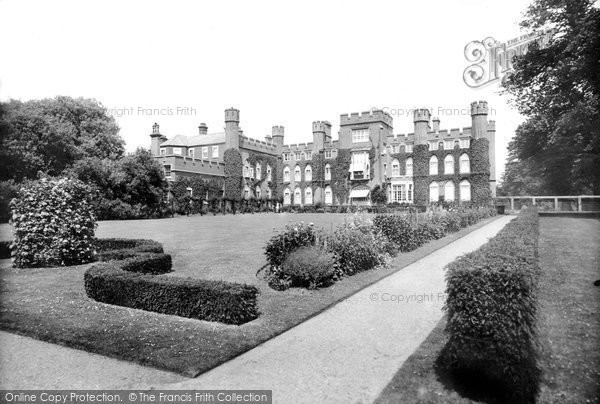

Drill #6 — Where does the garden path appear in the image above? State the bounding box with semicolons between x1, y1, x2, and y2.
160;215;515;403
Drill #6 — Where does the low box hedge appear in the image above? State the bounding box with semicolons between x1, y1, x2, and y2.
86;238;259;325
85;259;259;325
441;208;540;401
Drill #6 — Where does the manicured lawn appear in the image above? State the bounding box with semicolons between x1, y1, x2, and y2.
0;213;498;378
375;217;600;403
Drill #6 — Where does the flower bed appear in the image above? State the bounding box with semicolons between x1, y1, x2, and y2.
262;206;496;290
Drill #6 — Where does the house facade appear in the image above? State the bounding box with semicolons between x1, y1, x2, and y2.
150;101;496;206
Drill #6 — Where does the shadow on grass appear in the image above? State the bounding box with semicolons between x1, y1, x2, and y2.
434;345;539;404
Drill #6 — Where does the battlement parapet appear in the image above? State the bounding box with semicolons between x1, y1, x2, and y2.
470;100;488;116
340;109;393;127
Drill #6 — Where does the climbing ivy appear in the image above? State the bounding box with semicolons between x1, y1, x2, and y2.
330;149;351;204
224;148;243;201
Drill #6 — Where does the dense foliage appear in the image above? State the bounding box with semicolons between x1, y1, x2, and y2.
66;148;169;220
0;97;124;183
10;177;97;267
500;0;600;195
441;208;541;401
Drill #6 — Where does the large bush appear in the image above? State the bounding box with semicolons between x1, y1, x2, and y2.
10;177;96;267
264;222;318;270
274;246;338;290
440;208;540;401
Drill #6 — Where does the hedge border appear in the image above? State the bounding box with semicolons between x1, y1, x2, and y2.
86;238;260;325
441;208;541;401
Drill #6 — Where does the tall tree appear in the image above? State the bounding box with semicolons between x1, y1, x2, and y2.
501;0;600;195
0;96;124;182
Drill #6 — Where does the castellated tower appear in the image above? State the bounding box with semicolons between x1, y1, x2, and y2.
271;125;285;154
413;108;431;145
312;121;332;153
471;101;488;139
470;101;496;197
225;108;240;149
412;108;432;205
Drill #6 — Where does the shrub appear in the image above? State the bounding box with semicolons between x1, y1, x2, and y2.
264;222;317;270
326;224;384;275
274;246;338;290
10;177;96;268
85;259;259;325
373;214;419;252
440;208;540;401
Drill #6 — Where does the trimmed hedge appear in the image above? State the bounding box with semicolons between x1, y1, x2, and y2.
85;261;259;325
121;253;172;275
86;238;260;325
441;208;540;401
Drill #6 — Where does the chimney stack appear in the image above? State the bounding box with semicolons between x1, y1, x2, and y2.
198;123;208;135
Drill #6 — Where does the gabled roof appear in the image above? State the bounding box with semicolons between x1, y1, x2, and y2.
161;132;226;147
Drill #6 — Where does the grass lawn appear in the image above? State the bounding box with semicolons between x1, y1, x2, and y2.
0;212;498;378
375;217;600;403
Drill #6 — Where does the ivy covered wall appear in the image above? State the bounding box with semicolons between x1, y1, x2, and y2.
223;148;243;201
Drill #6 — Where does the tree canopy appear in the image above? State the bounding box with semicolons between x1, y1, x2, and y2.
0;96;124;182
500;0;600;195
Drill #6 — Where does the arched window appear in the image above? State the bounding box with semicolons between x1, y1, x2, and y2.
304;187;313;205
249;166;254;179
429;181;439;202
324;186;333;205
429;156;438;175
283;166;290;182
444;181;455;201
460;180;471;201
325;163;331;181
305;165;312;182
294;187;302;205
392;159;400;177
283;187;291;205
256;163;261;180
243;165;248;177
444;155;454;175
256;186;261;199
266;164;272;181
406;157;413;177
243;185;250;200
294;165;301;182
266;188;272;199
459;153;470;174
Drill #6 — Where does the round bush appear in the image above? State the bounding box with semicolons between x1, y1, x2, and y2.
277;246;338;289
10;177;97;267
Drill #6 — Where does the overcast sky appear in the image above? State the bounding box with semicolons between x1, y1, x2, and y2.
0;0;534;179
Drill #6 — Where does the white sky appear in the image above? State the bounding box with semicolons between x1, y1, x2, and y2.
0;0;533;179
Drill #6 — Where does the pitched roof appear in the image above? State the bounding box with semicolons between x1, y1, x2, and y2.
161;132;226;147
